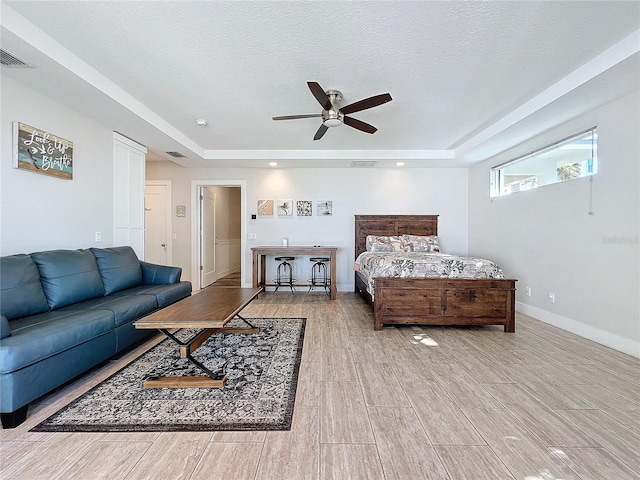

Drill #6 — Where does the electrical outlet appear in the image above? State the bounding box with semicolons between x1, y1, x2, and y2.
525;287;532;297
95;232;102;243
548;292;555;304
248;233;257;240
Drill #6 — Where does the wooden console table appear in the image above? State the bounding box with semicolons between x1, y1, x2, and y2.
251;246;338;299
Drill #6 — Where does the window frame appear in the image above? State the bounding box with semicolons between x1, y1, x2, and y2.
490;127;598;198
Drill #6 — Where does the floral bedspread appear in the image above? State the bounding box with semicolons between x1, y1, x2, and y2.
354;251;505;296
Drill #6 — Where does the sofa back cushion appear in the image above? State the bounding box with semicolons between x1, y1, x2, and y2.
0;314;10;339
0;254;50;320
31;249;105;309
91;246;142;295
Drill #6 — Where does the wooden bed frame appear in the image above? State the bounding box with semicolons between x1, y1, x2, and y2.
354;215;516;332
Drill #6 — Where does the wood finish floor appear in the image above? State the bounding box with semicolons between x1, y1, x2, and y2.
1;292;639;479
210;271;241;287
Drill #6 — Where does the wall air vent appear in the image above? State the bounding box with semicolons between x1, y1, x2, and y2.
165;151;187;158
0;49;35;68
351;161;377;168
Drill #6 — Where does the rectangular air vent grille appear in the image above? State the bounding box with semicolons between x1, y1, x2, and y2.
351;161;377;168
1;49;35;68
165;151;186;158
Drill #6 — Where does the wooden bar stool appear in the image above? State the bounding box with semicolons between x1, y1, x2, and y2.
274;256;295;294
308;257;330;295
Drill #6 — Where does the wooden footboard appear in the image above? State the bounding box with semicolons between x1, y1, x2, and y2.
360;277;516;332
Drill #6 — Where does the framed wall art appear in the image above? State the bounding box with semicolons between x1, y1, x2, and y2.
277;199;293;217
296;200;313;217
13;122;73;180
257;199;274;217
317;200;333;216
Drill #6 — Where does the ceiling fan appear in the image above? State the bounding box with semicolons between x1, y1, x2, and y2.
272;82;392;140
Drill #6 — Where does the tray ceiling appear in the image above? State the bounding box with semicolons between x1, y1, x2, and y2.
1;1;638;168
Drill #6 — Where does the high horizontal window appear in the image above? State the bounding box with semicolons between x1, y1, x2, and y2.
490;127;598;197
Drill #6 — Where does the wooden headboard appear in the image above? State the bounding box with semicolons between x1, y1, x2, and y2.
354;215;439;258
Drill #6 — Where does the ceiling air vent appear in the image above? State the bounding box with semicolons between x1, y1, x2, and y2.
165;151;186;158
351;161;377;168
0;49;35;68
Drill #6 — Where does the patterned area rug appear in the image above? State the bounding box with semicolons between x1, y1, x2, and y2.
32;318;306;432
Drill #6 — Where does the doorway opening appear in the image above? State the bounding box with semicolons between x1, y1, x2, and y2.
191;180;246;290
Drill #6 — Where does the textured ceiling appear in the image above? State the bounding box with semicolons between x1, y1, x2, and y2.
1;1;639;168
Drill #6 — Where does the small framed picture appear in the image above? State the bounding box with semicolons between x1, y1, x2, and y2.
277;199;293;217
296;200;313;217
317;200;333;216
257;199;274;217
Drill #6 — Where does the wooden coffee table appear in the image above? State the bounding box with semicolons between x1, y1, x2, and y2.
134;286;263;389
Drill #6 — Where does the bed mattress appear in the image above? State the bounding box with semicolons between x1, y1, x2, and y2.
354;251;505;296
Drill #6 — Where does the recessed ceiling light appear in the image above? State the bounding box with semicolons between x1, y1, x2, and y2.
195;119;208;127
269;161;278;167
396;161;405;166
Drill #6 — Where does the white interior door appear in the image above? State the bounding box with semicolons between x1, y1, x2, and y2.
144;183;171;265
200;187;217;287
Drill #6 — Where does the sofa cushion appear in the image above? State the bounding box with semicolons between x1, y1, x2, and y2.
0;254;50;320
61;294;158;327
140;261;182;285
91;246;142;295
114;282;192;307
0;315;10;340
31;249;105;309
0;309;115;374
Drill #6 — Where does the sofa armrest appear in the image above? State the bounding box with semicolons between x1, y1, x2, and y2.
140;262;182;285
1;314;10;339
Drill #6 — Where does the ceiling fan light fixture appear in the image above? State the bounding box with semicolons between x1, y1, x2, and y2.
323;118;342;128
322;109;343;128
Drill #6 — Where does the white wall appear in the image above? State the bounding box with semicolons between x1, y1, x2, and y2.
208;185;241;278
468;91;640;357
146;163;469;290
209;186;241;242
1;76;114;255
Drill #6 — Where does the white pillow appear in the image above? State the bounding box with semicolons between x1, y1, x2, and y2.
402;234;441;253
365;235;407;252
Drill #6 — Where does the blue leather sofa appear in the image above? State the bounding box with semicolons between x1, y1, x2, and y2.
0;246;192;428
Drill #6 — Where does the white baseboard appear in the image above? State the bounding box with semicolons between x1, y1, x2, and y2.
516;302;640;359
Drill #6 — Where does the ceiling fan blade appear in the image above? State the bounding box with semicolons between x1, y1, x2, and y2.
313;124;329;140
343;116;377;134
307;82;332;111
340;93;392;115
272;114;322;120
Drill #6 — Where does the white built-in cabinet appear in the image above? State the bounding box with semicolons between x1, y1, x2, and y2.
113;133;146;259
